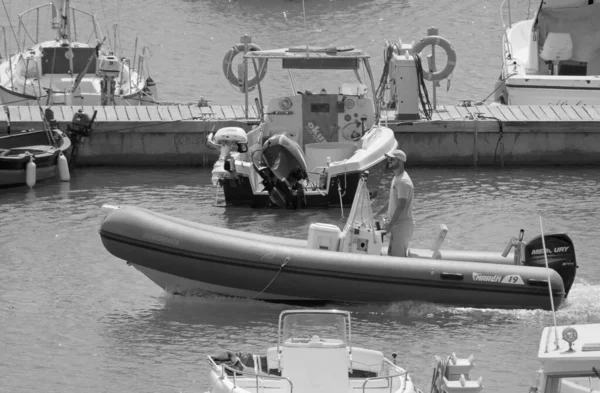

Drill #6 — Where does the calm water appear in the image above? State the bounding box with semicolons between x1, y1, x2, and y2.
1;0;600;392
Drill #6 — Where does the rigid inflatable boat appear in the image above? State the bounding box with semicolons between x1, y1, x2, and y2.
209;44;397;208
99;176;578;310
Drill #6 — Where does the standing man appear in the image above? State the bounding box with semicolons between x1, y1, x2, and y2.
374;149;414;257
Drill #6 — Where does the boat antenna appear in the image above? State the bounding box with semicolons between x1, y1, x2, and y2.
1;0;22;54
301;0;307;32
538;213;560;350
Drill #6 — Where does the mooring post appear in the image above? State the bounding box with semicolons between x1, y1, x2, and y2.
426;27;439;110
241;34;252;119
473;115;479;167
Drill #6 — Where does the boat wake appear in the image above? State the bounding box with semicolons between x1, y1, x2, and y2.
335;281;600;326
155;280;600;327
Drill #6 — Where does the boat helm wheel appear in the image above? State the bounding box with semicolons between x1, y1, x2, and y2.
411;35;457;81
222;42;268;93
341;121;362;141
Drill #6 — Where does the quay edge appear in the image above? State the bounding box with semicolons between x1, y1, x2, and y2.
1;104;600;167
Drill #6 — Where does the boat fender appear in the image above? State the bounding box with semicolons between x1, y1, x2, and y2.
26;155;36;188
411;36;457;81
57;152;70;182
222;43;268;92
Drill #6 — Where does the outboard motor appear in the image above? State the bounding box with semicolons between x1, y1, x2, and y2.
66;109;97;169
209;127;248;185
261;133;308;208
262;133;307;180
523;233;578;297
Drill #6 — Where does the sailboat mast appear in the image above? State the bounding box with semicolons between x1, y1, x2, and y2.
58;0;74;76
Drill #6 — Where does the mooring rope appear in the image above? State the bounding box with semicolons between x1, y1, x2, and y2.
251;256;291;300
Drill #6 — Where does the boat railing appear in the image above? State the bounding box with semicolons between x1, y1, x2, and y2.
207;356;294;393
16;3;102;50
361;359;410;393
499;0;529;77
500;0;533;31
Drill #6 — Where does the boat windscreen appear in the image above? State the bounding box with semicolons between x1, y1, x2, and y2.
282;313;346;343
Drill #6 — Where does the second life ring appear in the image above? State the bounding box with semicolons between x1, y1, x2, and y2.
222;42;268;93
411;36;457;81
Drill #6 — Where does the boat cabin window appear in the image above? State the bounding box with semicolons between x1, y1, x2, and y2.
281;313;347;344
41;47;97;75
282;58;359;70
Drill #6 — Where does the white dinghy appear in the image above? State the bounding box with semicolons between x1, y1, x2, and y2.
206;309;418;393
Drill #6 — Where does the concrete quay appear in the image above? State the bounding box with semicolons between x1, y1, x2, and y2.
1;104;599;167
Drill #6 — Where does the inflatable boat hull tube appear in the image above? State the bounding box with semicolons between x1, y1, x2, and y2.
99;206;576;310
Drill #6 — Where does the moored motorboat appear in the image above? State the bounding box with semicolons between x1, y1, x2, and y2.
428;322;600;393
528;323;600;393
99;176;578;310
206;309;419;393
495;0;600;105
209;39;397;208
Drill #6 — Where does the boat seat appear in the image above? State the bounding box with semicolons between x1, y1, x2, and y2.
540;32;573;75
349;347;384;375
266;346;281;371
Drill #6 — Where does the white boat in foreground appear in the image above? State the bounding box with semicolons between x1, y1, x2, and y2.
206;309;419;393
496;0;600;105
205;308;600;393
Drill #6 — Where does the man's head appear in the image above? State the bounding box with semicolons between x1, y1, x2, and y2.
384;149;407;171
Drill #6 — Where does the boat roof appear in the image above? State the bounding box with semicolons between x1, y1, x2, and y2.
538;324;600;374
244;46;369;70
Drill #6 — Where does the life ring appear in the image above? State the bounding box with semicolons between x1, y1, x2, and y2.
411;36;457;81
222;43;268;92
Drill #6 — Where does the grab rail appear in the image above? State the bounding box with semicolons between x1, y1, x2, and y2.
207;356;294;393
361;359;410;393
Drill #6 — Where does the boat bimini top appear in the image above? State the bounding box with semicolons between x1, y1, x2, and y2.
243;46;379;121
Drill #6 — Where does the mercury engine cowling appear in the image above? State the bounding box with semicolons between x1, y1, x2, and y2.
524;233;577;297
262;133;307;181
260;134;308;208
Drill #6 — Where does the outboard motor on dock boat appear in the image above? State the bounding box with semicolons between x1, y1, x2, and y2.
66;109;97;169
209;127;248;186
504;230;578;297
